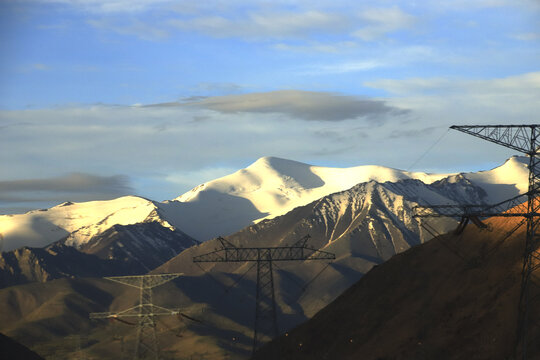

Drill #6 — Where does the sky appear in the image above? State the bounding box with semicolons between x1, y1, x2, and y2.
1;0;539;214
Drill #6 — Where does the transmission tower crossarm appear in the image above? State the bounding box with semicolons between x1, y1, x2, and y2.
89;273;187;360
413;192;536;219
104;273;183;289
91;306;181;319
192;234;335;355
450;125;540;155
89;311;118;319
193;245;335;262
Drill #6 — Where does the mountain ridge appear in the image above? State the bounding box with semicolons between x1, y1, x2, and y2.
0;156;529;252
252;213;529;360
0;173;525;359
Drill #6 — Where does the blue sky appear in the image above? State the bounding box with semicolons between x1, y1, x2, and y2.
1;0;539;213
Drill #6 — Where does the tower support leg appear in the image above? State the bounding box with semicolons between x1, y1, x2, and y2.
134;277;160;360
516;152;540;359
252;250;279;355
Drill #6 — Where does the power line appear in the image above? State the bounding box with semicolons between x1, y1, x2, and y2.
90;273;184;360
407;128;450;171
193;235;335;356
413;124;540;359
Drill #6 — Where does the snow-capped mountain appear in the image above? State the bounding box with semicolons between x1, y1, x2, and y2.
0;196;161;251
78;221;199;272
0;155;530;252
148;177;489;357
0;157;529;359
0;221;199;289
162;155;528;240
162;156;452;241
252;214;528;360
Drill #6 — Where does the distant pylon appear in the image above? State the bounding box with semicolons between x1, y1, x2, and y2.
67;334;88;360
193;235;335;355
90;273;183;360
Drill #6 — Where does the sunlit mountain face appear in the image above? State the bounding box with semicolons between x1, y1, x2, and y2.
0;156;532;359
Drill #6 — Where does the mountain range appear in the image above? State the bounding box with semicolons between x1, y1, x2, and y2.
252;211;530;360
0;155;532;359
0;155;529;252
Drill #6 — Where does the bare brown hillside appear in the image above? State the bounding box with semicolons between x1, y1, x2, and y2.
0;332;44;360
253;215;534;360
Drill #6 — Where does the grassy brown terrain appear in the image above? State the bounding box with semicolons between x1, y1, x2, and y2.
253;215;536;360
0;276;241;359
1;199;533;360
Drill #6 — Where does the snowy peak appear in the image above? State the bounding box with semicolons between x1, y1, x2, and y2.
0;196;163;251
462;155;529;202
174;156;319;204
0;155;532;251
173;156;451;217
176;156;451;204
246;156;325;190
135;155;532;242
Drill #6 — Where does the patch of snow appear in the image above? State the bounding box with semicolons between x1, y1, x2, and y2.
0;156;532;250
0;196;157;251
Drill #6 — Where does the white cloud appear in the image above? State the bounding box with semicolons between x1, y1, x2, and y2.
146;90;409;121
300;45;437;75
0;92;412;208
169;11;350;40
190;82;245;95
272;41;358;54
87;18;169;40
2;72;538;211
365;71;540;97
167;6;418;43
423;0;535;11
31;63;50;71
364;72;540;128
17;63;52;73
0;173;133;212
302;60;383;74
353;6;416;41
39;0;175;13
165;167;239;190
512;33;540;41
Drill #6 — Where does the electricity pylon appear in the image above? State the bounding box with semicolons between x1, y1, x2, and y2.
67;334;88;360
90;273;183;360
193;235;335;355
413;125;540;359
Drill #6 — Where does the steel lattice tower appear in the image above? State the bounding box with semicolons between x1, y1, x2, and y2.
90;273;183;360
413;125;540;359
67;334;88;360
193;235;335;355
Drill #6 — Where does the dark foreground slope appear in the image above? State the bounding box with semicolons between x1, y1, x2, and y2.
253;215;532;360
0;332;44;360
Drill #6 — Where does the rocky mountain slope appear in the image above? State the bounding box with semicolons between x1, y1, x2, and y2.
252;215;532;360
150;177;492;355
78;221;199;273
162;155;528;240
0;189;528;360
0;244;130;289
0;156;531;359
0;156;529;251
0;175;471;359
0;221;198;289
